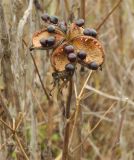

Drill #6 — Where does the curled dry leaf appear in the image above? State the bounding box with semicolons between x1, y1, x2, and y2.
31;28;64;50
72;36;104;67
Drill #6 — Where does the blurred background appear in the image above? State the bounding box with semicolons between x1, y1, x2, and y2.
0;0;134;160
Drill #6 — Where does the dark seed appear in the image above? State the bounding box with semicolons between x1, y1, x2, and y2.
41;13;50;22
40;38;47;47
88;61;99;70
60;25;67;33
64;45;74;54
77;51;87;60
65;63;75;72
68;53;77;62
83;28;97;38
50;16;58;24
47;25;55;33
47;36;55;46
75;19;85;27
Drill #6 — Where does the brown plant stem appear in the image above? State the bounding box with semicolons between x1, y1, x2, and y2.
80;0;85;20
62;79;73;160
15;133;29;160
96;0;123;31
110;107;126;160
30;52;50;101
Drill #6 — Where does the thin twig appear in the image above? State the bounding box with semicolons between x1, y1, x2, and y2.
69;71;93;149
85;85;134;106
15;134;29;160
0;92;12;122
78;71;93;99
110;107;126;160
71;102;116;153
0;134;13;151
62;79;73;160
17;0;33;38
30;52;50;101
0;119;13;132
96;0;123;31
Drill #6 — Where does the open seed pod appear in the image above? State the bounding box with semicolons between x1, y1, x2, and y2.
31;28;65;50
68;23;84;39
71;35;104;68
51;43;73;72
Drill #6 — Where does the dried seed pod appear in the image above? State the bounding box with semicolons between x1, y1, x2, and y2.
31;28;64;50
71;36;104;69
68;23;84;39
51;43;72;71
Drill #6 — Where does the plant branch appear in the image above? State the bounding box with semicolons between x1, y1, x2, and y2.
96;0;123;31
62;79;73;160
30;52;51;101
15;133;29;160
69;71;93;150
110;107;126;160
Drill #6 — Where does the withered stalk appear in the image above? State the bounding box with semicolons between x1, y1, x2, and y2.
62;79;73;160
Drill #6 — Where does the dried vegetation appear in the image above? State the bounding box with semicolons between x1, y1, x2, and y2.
0;0;134;160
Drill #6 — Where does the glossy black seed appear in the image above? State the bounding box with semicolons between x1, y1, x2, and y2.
83;28;97;38
77;51;87;60
75;19;85;27
88;61;99;70
59;24;67;33
47;36;55;46
41;13;50;21
50;16;58;24
47;25;55;33
67;53;77;62
64;45;74;54
40;38;47;47
65;63;75;72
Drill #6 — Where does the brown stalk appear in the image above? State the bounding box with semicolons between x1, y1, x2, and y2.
80;0;85;20
30;52;50;101
110;107;126;160
14;133;29;160
62;79;73;160
68;71;93;160
96;0;123;31
22;39;51;101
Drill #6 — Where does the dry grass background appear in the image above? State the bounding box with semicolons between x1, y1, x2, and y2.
0;0;134;160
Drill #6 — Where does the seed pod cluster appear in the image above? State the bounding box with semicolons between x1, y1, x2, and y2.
31;13;105;76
